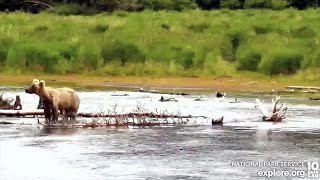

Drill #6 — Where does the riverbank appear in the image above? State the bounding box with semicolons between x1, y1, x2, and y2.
1;74;319;95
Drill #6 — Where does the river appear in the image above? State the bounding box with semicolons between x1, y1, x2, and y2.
0;91;319;180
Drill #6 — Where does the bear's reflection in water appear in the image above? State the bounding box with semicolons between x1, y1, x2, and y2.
38;127;79;135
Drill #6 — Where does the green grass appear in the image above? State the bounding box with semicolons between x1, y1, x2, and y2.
0;9;320;82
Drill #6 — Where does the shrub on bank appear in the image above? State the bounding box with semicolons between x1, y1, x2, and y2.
236;47;262;71
258;48;303;75
101;40;146;66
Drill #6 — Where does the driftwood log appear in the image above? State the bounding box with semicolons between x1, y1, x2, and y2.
255;96;287;122
0;92;22;110
159;96;178;102
310;97;320;101
0;109;207;119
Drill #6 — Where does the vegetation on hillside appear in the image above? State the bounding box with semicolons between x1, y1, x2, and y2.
0;9;320;82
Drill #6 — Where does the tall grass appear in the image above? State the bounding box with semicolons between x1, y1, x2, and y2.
0;9;320;78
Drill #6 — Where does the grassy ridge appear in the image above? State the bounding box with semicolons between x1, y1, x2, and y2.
0;9;320;82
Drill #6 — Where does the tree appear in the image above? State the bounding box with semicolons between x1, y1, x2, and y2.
195;0;220;10
288;0;307;10
220;0;244;9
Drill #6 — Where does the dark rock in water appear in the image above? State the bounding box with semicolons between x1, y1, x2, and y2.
216;92;226;98
212;116;224;125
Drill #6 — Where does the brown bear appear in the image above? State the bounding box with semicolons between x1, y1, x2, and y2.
25;79;80;123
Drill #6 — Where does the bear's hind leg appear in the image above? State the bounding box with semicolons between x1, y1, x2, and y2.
60;109;69;123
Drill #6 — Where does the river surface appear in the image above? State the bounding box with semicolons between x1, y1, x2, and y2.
0;91;320;180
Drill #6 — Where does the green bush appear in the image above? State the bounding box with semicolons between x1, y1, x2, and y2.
252;23;273;34
48;4;85;15
59;45;78;61
292;26;316;38
161;23;170;30
7;45;61;73
77;45;101;71
221;30;246;61
187;23;209;33
6;46;26;68
244;0;268;9
267;0;288;10
237;49;261;71
0;36;14;65
33;25;49;32
114;11;129;17
140;0;173;10
90;24;109;33
101;40;146;66
258;49;303;75
302;49;320;69
220;0;243;9
176;49;195;70
172;0;197;11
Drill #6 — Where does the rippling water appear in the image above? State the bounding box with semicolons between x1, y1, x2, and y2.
0;91;320;180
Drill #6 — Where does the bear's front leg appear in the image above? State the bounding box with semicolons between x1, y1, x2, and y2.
51;105;59;124
44;104;52;124
37;98;44;109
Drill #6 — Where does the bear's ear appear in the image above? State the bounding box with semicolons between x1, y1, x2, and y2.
32;79;39;85
39;80;46;88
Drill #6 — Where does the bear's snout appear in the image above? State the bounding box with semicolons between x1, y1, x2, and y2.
24;87;32;94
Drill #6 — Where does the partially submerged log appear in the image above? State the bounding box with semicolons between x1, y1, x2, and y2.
286;86;320;90
255;96;287;122
194;96;207;101
159;96;178;102
310;97;320;101
111;94;129;96
211;116;224;125
0;109;43;117
0;121;14;124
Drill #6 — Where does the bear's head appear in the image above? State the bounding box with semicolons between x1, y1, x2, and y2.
25;79;41;94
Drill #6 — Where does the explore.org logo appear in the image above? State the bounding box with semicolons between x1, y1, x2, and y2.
231;161;319;178
257;162;319;178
